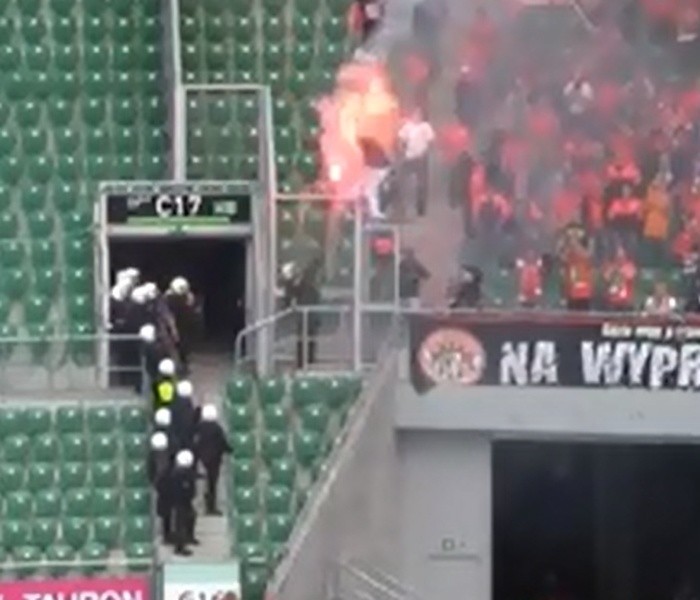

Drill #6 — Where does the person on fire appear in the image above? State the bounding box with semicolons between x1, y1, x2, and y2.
170;449;198;556
602;246;637;311
279;258;322;367
165;277;199;375
194;404;232;516
515;249;544;308
148;432;174;544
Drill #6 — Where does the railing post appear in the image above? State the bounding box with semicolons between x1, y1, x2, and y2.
302;308;309;370
352;201;363;372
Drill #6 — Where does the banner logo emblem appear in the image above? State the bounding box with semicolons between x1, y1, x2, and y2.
418;327;486;385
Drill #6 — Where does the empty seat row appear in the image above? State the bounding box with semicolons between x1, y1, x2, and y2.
3;0;160;17
1;461;147;492
226;375;361;408
0;433;146;462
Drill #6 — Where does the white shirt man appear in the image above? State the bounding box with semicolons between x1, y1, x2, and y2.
563;77;594;116
398;118;435;160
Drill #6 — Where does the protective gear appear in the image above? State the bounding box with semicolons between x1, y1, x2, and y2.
176;380;193;398
170;456;197;555
158;358;176;377
201;404;218;422
154;408;172;428
139;324;157;344
148;436;173;544
143;282;159;301
110;283;129;302
195;409;232;515
150;431;168;451
281;262;296;281
131;286;147;305
170;277;190;294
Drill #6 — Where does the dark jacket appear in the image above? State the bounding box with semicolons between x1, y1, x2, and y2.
171;395;197;451
169;465;196;508
195;421;232;468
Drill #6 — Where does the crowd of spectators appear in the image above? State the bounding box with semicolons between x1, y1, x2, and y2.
400;0;700;313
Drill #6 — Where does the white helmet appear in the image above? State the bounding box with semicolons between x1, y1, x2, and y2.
150;431;168;451
175;449;194;468
110;283;129;302
201;404;218;422
170;277;189;294
154;408;171;427
177;380;193;398
158;358;175;377
139;323;156;343
130;286;147;305
281;262;295;280
143;282;159;301
117;268;140;288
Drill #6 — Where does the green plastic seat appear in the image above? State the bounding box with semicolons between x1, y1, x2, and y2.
66;268;92;295
90;434;119;461
56;406;84;433
2;521;31;551
92;488;120;516
121;405;148;432
125;542;153;572
46;543;75;576
125;516;151;543
228;404;255;431
0;408;24;438
68;295;93;323
90;462;119;488
0;211;17;238
235;514;261;544
80;541;108;575
300;403;330;433
234;486;259;514
32;433;59;462
25;295;51;323
86;128;109;154
84;45;109;72
265;485;293;515
123;433;147;459
0;129;16;154
259;378;285;406
23;127;47;155
124;462;148;488
28;155;54;183
292;377;319;409
87;406;117;432
54;127;80;154
5;491;34;519
238;541;268;563
231;432;257;459
293;14;315;39
31;240;55;269
22;184;48;212
0;464;25;492
294;430;322;468
267;513;294;543
0;240;25;268
35;489;61;517
12;545;42;577
58;462;88;490
27;463;55;492
1;268;28;300
64;237;91;267
31;519;58;550
4;435;31;462
233;44;256;71
17;100;41;127
62;517;89;550
0;156;22;184
262;432;289;463
94;516;121;548
28;211;54;238
242;563;269;600
124;488;150;515
269;458;296;487
61;434;87;461
64;488;92;517
233;459;258;487
263;405;288;432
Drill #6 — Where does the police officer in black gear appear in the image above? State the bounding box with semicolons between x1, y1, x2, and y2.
171;449;197;556
153;358;177;411
148;432;174;544
279;257;322;368
165;277;199;375
171;380;197;452
153;408;172;438
195;404;232;515
450;265;483;308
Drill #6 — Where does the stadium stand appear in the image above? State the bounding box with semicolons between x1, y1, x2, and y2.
0;403;153;576
0;0;168;334
224;373;362;596
179;0;357;290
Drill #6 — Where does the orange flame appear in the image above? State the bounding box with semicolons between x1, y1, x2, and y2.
316;58;402;201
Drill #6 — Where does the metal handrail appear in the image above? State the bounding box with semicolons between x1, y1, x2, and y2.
233;306;296;369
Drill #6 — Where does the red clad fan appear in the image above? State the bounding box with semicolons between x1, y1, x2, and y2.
515;250;543;308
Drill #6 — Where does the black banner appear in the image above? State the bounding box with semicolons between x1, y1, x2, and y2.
410;313;700;392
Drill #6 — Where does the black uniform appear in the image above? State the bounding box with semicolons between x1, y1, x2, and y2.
195;420;232;515
450;267;483;308
165;291;198;373
148;449;173;543
171;393;197;452
170;463;197;555
281;258;322;368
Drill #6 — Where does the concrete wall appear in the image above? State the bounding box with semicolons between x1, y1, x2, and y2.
269;353;402;600
397;431;491;600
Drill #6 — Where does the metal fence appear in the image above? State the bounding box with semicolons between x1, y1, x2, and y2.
0;333;145;396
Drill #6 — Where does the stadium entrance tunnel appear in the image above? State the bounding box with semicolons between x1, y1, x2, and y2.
493;441;700;600
109;237;246;350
